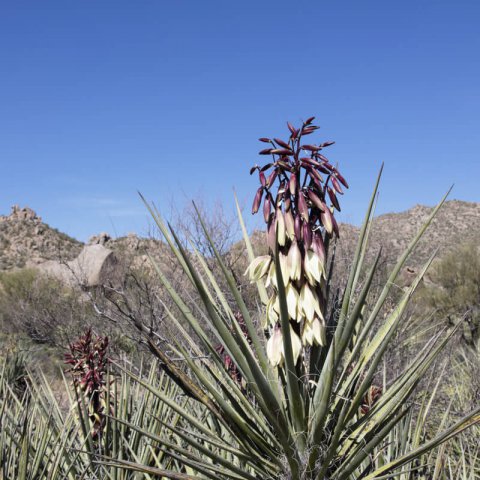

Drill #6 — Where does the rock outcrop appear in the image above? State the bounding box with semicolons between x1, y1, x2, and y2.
37;244;124;288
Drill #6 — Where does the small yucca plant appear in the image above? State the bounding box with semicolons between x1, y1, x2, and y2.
103;117;480;479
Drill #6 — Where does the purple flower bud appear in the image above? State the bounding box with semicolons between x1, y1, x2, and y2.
304;116;315;125
274;138;290;149
275;160;291;170
294;214;302;240
259;148;273;155
321;208;333;235
252;187;263;214
302;127;316;135
259;137;271;143
331;176;344;194
303;222;312;249
267;218;276;251
312;233;326;264
289;173;297;196
266;170;278;188
298;192;309;222
271;148;293;156
307;190;325;211
335;171;349;189
307;166;323;183
263;194;272;222
328;187;341;211
316;164;332;175
302;145;321;152
259;171;266;187
300;157;321;167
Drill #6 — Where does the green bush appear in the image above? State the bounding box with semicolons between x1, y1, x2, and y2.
416;242;480;349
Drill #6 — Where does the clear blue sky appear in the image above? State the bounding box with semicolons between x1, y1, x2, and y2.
1;1;479;241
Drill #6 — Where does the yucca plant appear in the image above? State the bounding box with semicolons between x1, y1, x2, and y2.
97;117;480;480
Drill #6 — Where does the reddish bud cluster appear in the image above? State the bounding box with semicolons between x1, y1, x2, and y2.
250;117;348;254
65;328;109;439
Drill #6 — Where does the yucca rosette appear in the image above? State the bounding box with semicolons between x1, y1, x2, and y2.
247;117;348;367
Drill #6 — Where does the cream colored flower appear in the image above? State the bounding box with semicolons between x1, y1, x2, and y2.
285;284;300;321
299;283;322;322
267;326;284;367
244;255;271;282
302;319;315;346
267;325;302;367
304;250;324;285
290;327;302;364
302;317;326;346
276;209;286;246
266;295;279;327
284;209;295;240
287;241;302;281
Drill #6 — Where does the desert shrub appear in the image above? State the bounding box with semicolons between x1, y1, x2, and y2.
0;268;94;345
416;241;480;349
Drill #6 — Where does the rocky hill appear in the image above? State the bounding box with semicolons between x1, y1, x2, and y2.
334;200;480;280
0;200;479;278
0;206;83;270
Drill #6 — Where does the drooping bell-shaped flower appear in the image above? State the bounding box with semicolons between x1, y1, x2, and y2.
276;208;286;247
266;325;302;367
287;241;302;281
304;250;324;285
266;295;279;327
285;284;300;321
299;283;322;322
245;255;272;282
302;317;326;346
284;209;295;240
267;326;284;367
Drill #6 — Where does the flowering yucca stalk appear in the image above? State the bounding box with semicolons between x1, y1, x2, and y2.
104;118;480;480
247;117;347;368
65;327;110;441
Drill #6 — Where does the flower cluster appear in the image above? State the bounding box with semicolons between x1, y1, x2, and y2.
65;328;110;440
246;117;348;367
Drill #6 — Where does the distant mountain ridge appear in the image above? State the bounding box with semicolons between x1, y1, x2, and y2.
1;200;479;273
337;200;480;271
